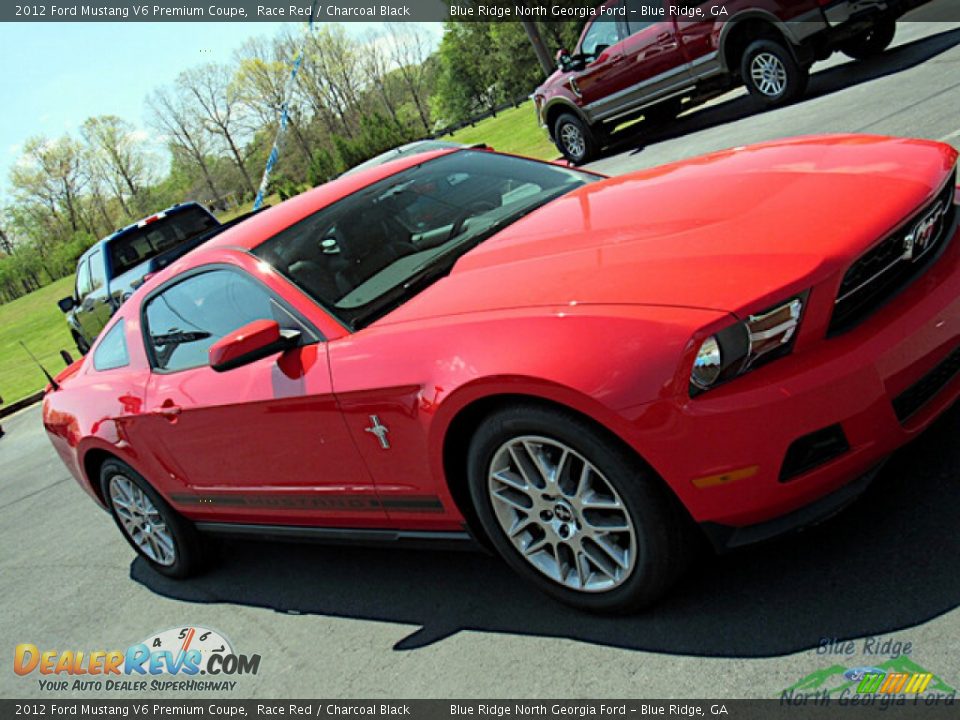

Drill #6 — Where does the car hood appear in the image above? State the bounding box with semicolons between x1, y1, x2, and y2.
382;136;957;325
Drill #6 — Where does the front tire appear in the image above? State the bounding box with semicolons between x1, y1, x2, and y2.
840;19;896;60
100;459;204;578
741;39;809;107
467;404;691;613
553;112;600;165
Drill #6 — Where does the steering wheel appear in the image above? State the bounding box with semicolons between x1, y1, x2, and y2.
448;201;498;240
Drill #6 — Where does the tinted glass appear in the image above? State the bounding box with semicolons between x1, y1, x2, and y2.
76;257;91;298
89;249;105;291
581;17;621;58
144;269;300;372
108;206;219;276
93;320;130;371
253;150;597;329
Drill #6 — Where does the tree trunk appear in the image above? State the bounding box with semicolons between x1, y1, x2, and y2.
522;20;553;77
224;132;256;197
288;114;313;162
404;75;431;133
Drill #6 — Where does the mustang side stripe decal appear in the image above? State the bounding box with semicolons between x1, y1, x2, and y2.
169;493;444;513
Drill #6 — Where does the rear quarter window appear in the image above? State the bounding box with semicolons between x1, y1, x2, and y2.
93;320;130;371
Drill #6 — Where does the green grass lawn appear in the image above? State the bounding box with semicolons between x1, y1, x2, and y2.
445;101;558;161
0;276;76;404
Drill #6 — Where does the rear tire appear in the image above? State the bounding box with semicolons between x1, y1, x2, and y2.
740;39;809;107
467;404;692;613
100;459;204;578
840;19;896;60
553;112;600;165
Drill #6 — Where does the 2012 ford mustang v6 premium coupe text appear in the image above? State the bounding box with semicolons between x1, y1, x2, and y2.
43;137;959;612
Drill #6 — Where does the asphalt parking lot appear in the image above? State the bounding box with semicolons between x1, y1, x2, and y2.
2;15;960;700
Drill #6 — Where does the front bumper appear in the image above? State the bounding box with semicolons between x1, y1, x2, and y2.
700;462;882;551
634;204;960;531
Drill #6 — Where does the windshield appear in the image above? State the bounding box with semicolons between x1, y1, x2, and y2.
107;206;219;276
253;150;599;328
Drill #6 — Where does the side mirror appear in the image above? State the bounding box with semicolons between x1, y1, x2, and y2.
58;296;76;313
208;319;300;373
556;49;572;71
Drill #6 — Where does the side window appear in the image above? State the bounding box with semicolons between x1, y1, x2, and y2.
144;269;306;373
581;17;622;59
625;0;661;34
93;320;130;371
76;258;92;299
89;249;106;291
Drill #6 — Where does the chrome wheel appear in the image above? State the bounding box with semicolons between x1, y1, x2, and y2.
750;52;787;97
559;123;586;160
108;475;176;566
487;435;638;592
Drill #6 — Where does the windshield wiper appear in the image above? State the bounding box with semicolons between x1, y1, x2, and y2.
151;330;211;346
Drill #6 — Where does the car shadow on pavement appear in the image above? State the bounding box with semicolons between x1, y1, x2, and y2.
132;401;960;657
604;26;960;161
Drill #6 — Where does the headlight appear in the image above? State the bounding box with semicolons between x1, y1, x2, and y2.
691;336;722;389
689;292;808;396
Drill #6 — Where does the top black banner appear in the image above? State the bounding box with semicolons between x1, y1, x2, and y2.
3;0;959;23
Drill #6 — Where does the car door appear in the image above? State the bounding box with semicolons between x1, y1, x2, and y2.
569;6;630;113
609;0;693;113
138;265;383;527
670;0;729;77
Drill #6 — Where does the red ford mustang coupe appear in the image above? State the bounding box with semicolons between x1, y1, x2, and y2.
44;137;959;612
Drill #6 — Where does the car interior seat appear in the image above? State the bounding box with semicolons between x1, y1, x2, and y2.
334;207;417;296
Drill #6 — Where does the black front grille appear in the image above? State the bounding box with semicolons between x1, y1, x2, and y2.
893;346;960;423
780;424;850;482
830;172;957;335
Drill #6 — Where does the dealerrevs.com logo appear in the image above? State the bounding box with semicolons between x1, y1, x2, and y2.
14;626;260;693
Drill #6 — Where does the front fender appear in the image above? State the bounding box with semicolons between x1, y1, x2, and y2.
414;303;730;494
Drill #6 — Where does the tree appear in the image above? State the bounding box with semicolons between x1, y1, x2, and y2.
360;32;405;128
384;25;433;133
177;63;258;197
9;135;88;235
234;36;313;163
300;25;365;138
80;115;151;213
432;22;500;124
147;84;223;203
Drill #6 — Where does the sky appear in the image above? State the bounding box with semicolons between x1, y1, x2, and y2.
0;21;439;203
